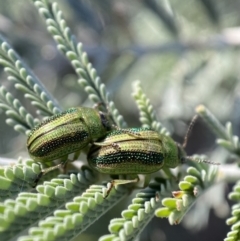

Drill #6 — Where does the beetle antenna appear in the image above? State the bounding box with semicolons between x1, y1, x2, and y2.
182;115;198;149
184;156;220;165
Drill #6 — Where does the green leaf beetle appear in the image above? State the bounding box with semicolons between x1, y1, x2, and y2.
27;106;113;185
88;126;219;197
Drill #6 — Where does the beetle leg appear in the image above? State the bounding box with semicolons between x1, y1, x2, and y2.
73;150;81;160
33;158;68;187
143;174;151;187
93;141;119;147
93;141;121;151
104;176;139;198
93;141;112;146
32;163;62;187
59;151;82;173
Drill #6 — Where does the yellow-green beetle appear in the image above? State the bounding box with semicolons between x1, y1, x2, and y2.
27;106;112;185
87;127;186;197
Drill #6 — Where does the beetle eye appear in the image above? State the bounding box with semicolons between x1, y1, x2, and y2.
79;117;84;122
99;112;111;130
180;157;185;164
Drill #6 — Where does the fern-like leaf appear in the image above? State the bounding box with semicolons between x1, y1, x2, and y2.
32;0;126;128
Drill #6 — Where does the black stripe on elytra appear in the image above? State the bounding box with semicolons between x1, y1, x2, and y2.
91;151;164;165
32;130;89;157
27;119;81;149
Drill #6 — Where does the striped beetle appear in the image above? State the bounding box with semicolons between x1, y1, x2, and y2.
88;127;218;197
27;106;112;185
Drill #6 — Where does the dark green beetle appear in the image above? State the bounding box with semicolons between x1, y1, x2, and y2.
27;106;112;185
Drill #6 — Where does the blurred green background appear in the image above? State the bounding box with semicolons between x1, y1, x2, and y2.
0;0;240;240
